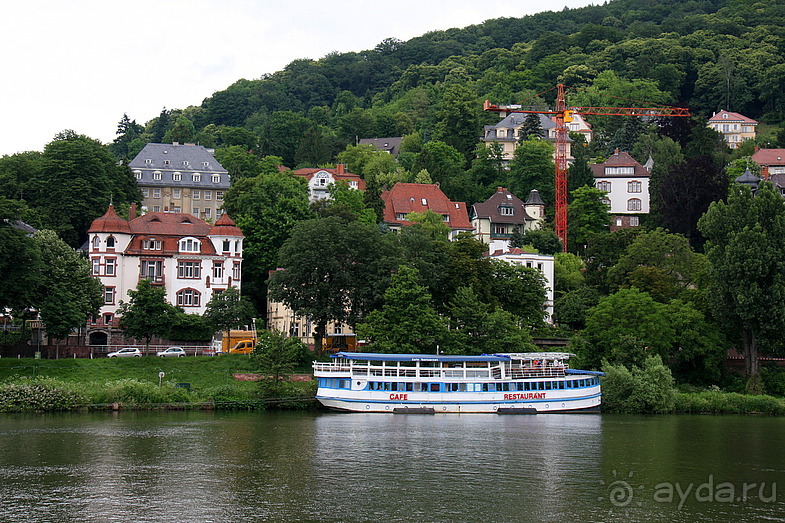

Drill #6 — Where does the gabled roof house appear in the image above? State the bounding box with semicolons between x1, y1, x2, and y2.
381;183;473;240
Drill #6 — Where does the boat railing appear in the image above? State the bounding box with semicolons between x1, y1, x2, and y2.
314;362;565;379
507;366;566;378
313;363;352;373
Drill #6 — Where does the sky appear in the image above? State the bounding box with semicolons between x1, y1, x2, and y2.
0;0;596;157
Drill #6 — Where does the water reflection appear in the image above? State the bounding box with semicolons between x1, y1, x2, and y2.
0;412;782;521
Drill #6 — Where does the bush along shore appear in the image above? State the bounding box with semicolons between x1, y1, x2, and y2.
600;356;785;415
0;355;319;413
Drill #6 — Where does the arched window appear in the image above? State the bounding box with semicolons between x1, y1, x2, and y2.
627;198;642;211
106;236;116;248
176;288;201;307
92;236;100;249
179;237;200;253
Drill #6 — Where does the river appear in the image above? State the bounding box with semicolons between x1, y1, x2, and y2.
0;411;782;522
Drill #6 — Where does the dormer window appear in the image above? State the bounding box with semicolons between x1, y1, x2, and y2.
421;198;427;205
722;113;728;119
173;172;181;181
143;238;162;250
182;160;190;167
164;160;170;166
192;174;201;182
499;206;514;216
179;237;200;253
202;162;209;167
212;174;220;183
153;171;162;181
145;159;152;165
134;171;142;180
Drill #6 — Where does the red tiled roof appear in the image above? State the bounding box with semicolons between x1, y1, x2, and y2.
381;183;473;230
708;110;758;124
752;149;785;166
88;205;131;234
209;213;244;237
128;212;212;236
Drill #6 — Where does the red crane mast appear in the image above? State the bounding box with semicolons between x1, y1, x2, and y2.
484;83;690;251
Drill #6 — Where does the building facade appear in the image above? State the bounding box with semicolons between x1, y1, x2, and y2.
129;143;229;222
591;150;651;230
752;148;785;178
471;187;545;253
86;205;244;343
708;110;758;149
381;183;473;240
291;164;366;202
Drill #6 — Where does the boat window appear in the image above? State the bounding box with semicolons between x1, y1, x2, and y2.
558;382;564;389
459;383;467;392
405;383;413;392
545;382;552;390
418;383;428;392
430;383;440;392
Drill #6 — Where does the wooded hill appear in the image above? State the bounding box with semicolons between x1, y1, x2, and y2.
109;0;784;167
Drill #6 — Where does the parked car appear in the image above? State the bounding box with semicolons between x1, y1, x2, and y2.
107;348;142;358
156;347;186;358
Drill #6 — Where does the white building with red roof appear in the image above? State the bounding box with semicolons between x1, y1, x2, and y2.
381;183;473;240
708;110;758;149
752;148;785;178
87;204;244;330
291;164;366;202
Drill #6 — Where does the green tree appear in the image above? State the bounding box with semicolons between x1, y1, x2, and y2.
269;217;399;354
0;199;42;314
567;186;610;251
215;146;262;180
698;182;785;393
165;116;196;144
488;260;547;329
32;230;103;342
203;286;256;334
519;114;544;141
601;355;676;414
222;172;313;308
118;279;176;350
355;265;447;354
312;180;377;225
411;141;466;197
35;131;140;247
581;288;675;369
507;138;554;206
554;251;584;296
445;286;536;355
511;228;562;254
252;330;310;392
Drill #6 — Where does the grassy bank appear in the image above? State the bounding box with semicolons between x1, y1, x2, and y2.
0;356;316;412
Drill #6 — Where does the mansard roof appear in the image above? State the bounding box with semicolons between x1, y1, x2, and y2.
129;143;227;173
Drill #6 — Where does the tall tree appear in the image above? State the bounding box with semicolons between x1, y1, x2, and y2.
32;230;103;342
269;217;399;354
355;265;447;354
567;186;610;252
203;286;256;334
0;198;42;314
698;182;785;393
507;138;554;206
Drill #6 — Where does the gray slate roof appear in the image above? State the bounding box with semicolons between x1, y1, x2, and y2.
129;143;229;189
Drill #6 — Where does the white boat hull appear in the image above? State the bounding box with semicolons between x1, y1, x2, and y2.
316;388;601;413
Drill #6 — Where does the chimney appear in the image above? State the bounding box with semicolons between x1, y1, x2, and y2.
497;187;504;192
614;148;620;155
129;203;137;221
336;163;345;174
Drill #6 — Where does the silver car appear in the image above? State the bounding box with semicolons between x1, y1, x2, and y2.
107;348;142;358
156;347;186;358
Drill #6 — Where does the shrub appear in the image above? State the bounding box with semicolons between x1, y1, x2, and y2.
90;379;194;405
601;355;676;414
0;378;84;412
674;391;785;415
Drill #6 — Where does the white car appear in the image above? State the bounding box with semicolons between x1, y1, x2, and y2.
156;347;186;358
107;348;142;358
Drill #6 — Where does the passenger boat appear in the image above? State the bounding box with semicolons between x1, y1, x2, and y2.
313;352;603;413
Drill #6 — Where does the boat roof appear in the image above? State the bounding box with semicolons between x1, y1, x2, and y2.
330;352;575;362
330;352;510;362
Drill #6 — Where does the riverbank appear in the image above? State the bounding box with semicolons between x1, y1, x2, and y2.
0;356;316;412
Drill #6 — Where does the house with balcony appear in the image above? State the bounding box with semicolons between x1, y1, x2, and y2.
708;110;758;149
130;142;229;222
86;204;243;346
591;149;651;231
481;110;592;162
291;164;365;202
381;183;473;240
471;187;545;253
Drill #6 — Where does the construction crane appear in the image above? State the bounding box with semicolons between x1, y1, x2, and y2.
484;83;690;251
